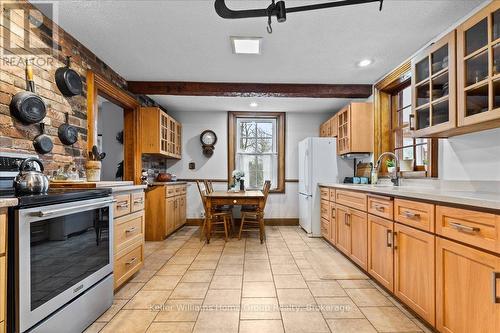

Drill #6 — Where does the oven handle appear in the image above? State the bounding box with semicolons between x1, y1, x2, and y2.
34;199;116;217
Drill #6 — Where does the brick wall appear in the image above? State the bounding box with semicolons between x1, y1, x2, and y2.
0;1;156;173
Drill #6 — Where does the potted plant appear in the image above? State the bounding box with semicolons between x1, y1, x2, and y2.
386;159;396;174
86;145;106;182
232;169;245;192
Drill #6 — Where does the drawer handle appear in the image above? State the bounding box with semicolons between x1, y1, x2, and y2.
402;210;419;219
374;204;385;212
125;257;138;266
386;230;392;248
493;272;500;304
449;222;480;234
133;199;144;204
125;226;137;233
117;201;129;208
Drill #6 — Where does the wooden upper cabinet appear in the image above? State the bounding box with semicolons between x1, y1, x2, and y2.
436;237;500;333
319;114;338;138
411;30;457;137
337;102;373;155
457;1;500;130
139;107;181;159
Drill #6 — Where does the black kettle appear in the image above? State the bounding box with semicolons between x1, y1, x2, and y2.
14;158;49;194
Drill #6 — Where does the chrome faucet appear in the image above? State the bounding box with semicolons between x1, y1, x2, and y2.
374;152;400;186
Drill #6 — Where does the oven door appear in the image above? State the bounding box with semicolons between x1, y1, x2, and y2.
15;197;114;333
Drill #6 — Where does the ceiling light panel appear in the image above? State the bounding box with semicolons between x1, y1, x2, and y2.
231;37;262;54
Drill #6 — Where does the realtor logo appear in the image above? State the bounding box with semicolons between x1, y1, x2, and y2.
1;1;58;56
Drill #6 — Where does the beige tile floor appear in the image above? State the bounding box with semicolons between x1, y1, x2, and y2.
85;226;432;333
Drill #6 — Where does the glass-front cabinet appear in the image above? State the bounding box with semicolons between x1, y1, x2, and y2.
411;31;456;137
457;1;500;127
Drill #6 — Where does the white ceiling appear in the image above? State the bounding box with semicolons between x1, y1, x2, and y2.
151;95;365;113
33;0;484;112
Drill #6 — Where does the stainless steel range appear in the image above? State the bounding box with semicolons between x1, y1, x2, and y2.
1;153;114;333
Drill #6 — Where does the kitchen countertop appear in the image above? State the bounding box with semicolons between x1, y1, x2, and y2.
108;184;147;193
0;197;18;208
149;181;187;186
319;182;500;211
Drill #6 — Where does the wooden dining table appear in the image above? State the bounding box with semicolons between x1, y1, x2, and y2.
205;190;265;243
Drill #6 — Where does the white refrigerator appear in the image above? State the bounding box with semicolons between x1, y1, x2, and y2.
298;137;353;237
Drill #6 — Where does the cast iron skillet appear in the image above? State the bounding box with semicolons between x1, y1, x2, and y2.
55;56;83;96
33;123;53;154
10;60;47;124
58;112;78;145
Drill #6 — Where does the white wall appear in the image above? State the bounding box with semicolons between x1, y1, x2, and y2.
97;100;124;181
439;128;500;181
167;111;331;219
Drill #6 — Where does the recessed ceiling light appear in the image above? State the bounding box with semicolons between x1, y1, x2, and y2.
357;59;373;67
231;36;262;55
250;102;259;108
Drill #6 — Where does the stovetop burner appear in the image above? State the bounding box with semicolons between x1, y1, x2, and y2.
10;188;112;208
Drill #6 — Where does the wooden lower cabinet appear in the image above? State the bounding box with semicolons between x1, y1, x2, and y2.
145;184;188;240
113;189;146;291
335;204;367;270
336;205;351;255
349;208;368;270
394;223;435;326
368;214;394;292
436;237;500;333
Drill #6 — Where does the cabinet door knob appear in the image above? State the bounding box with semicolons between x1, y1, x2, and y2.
386;229;392;248
233;200;237;204
493;272;500;304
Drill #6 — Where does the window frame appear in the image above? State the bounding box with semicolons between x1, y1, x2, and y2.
228;111;286;193
374;63;438;177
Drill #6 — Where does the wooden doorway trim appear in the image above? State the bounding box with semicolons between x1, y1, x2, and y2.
86;71;141;183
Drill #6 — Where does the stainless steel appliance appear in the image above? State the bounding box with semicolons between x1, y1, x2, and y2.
1;153;114;333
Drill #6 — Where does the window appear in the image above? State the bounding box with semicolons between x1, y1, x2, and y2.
228;112;285;193
391;84;431;172
374;61;437;177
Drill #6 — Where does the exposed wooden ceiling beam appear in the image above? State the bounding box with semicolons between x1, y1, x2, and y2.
127;81;373;98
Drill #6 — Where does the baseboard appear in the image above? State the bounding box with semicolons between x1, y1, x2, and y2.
186;218;299;226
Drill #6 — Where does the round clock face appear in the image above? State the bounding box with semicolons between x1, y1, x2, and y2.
201;130;217;146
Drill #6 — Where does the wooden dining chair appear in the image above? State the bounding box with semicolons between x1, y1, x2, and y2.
203;179;235;231
238;180;271;243
196;180;232;241
203;179;214;193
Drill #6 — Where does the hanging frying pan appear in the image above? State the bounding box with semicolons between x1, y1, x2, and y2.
58;112;78;145
33;123;53;154
55;56;83;96
10;60;47;124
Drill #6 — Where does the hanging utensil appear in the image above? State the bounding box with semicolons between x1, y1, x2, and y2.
10;60;47;124
33;123;53;154
55;56;83;96
57;112;78;145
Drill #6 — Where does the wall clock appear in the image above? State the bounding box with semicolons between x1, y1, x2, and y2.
200;130;217;157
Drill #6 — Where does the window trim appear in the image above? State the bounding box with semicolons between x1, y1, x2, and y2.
373;62;439;177
228;111;286;193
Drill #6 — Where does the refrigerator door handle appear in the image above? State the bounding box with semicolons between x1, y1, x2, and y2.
299;192;312;198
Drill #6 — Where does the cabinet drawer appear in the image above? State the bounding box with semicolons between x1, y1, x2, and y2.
436;206;500;254
179;185;187;195
213;198;256;206
329;189;336;202
321;200;330;220
165;186;177;198
394;198;435;232
114;242;144;289
321;218;330;238
174;186;182;194
368;195;393;220
115;211;144;253
0;210;6;255
131;191;145;212
336;190;367;211
114;194;131;218
320;187;330;201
